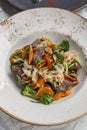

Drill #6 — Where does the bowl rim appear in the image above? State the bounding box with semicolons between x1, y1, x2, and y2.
0;105;87;126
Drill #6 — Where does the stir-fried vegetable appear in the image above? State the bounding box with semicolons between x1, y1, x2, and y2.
10;53;24;64
10;38;82;105
76;59;82;67
53;81;58;88
43;54;52;68
54;91;64;100
64;73;77;81
14;74;18;81
49;44;56;49
35;57;44;64
54;87;72;100
65;63;68;73
57;40;69;52
21;50;27;59
36;76;45;88
28;45;33;64
69;72;77;77
52;62;56;69
53;51;64;64
40;93;53;105
21;85;36;99
36;86;53;99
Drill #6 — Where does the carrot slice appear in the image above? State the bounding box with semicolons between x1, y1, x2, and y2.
64;73;77;81
36;86;53;99
36;62;46;69
49;44;56;49
36;76;45;88
64;87;72;96
54;92;64;100
43;54;52;69
28;45;33;64
54;87;72;100
39;62;45;68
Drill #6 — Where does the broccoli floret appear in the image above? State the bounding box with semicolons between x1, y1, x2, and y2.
21;85;36;99
57;40;69;52
40;93;53;105
53;51;64;64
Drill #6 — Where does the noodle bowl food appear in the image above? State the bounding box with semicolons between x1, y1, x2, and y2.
10;38;82;104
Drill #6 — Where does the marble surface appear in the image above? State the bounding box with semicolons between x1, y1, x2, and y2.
0;0;87;130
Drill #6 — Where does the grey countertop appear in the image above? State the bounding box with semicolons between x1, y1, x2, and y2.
0;0;87;130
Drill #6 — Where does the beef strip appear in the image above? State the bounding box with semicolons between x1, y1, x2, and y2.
56;78;78;91
33;47;45;64
46;78;73;92
32;39;41;47
58;78;73;91
11;66;23;77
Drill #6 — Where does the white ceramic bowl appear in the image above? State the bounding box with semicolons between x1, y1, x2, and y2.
0;8;87;125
